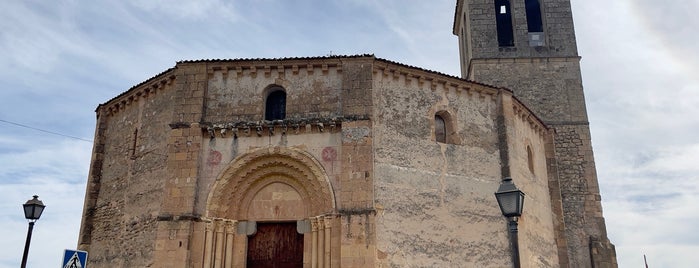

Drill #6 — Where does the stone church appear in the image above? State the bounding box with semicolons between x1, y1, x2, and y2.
78;0;617;267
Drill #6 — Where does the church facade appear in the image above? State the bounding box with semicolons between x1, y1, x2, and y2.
78;1;617;267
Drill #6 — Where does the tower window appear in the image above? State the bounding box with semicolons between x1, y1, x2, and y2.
265;88;286;120
525;0;544;32
494;0;514;47
435;115;447;143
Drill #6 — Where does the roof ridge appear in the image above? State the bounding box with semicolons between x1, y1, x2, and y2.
176;54;376;64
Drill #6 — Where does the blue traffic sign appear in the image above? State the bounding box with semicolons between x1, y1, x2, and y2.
62;249;88;268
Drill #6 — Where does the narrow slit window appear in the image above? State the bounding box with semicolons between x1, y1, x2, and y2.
527;145;535;174
265;89;286;120
525;0;544;32
494;0;514;47
130;128;138;158
435;115;447;143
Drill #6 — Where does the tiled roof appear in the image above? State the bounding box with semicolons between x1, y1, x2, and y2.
176;54;376;64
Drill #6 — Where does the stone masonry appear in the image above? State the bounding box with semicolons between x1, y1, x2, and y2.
78;55;565;267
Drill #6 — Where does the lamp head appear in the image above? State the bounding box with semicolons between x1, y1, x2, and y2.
23;195;45;222
494;177;525;218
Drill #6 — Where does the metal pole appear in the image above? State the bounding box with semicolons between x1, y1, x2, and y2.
644;254;649;268
508;218;521;268
20;221;35;268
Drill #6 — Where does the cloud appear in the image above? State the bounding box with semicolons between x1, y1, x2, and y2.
0;182;86;268
0;139;90;267
631;0;699;78
345;0;460;73
0;138;91;184
573;0;699;267
604;193;699;267
126;0;239;20
0;1;77;74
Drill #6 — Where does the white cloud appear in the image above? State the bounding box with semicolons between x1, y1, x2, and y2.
574;0;699;266
0;139;91;183
631;0;699;79
0;138;90;267
126;0;239;20
0;183;86;268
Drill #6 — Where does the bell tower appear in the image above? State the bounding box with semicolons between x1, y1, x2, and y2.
453;0;617;267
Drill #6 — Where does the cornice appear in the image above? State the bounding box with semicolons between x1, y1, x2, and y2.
98;72;176;117
197;115;370;139
372;60;502;101
511;97;550;137
204;61;345;79
470;56;582;64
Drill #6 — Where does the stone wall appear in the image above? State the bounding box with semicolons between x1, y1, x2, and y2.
371;64;509;267
501;94;561;267
79;56;581;267
203;60;346;123
78;73;177;267
469;58;588;123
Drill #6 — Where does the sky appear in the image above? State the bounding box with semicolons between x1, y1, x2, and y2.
0;0;697;267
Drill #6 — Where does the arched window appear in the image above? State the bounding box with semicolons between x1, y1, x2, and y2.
435;115;447;143
265;89;286;120
494;0;514;47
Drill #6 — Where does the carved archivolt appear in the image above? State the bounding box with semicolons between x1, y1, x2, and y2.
206;146;335;219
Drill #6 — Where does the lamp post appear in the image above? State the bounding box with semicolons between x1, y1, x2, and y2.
21;195;45;268
494;177;525;268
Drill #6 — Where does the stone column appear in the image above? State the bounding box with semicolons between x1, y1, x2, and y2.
224;220;236;268
311;217;319;268
199;218;239;268
324;215;333;268
317;216;325;268
203;220;214;268
214;219;225;268
232;230;247;268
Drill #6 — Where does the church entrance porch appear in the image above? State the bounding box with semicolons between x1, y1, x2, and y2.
194;147;339;267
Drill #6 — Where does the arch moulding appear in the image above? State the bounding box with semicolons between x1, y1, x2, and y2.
206;146;336;220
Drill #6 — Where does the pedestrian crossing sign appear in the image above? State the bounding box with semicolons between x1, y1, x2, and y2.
62;249;88;268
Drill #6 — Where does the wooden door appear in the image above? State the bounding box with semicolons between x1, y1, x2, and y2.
247;222;303;268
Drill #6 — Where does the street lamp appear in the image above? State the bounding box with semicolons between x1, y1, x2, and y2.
21;195;45;268
494;177;525;268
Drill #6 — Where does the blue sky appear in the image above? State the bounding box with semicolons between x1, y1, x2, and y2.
1;0;697;267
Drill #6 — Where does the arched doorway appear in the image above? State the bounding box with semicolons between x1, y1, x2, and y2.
200;147;336;268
